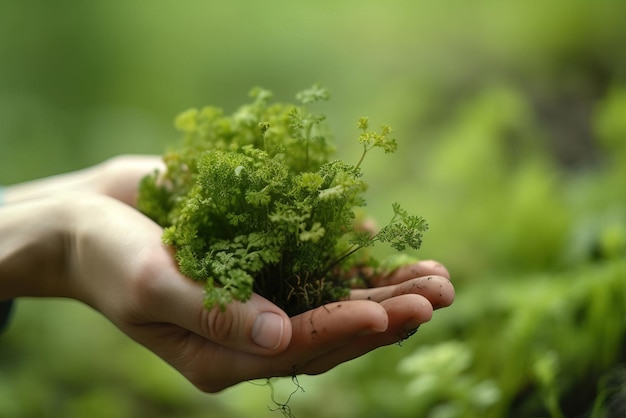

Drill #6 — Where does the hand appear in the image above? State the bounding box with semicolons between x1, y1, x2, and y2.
2;155;164;207
66;194;453;393
0;156;454;393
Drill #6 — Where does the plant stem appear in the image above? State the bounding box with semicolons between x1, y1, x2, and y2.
355;144;369;170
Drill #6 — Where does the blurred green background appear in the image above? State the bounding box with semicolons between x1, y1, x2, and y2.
2;1;626;417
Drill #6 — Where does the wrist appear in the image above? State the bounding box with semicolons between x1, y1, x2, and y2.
0;195;75;299
2;167;98;205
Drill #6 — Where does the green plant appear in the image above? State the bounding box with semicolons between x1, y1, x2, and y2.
137;85;427;316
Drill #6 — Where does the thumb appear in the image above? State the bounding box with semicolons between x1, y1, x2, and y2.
201;292;293;354
151;268;293;354
69;196;292;356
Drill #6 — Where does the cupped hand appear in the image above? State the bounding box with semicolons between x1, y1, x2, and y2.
64;192;453;393
3;155;454;393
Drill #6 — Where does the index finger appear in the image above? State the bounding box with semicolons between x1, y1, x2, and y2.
350;275;454;310
369;259;450;287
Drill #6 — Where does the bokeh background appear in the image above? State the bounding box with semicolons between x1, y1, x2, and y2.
2;1;626;417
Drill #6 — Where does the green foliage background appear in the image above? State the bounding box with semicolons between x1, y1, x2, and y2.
2;1;626;417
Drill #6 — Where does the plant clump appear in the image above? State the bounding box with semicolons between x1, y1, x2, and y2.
137;85;427;316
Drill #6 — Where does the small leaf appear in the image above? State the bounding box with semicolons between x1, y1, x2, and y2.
296;84;330;104
175;108;199;133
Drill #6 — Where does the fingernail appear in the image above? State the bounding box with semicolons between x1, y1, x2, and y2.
252;312;285;350
356;318;389;336
356;327;385;337
401;326;420;340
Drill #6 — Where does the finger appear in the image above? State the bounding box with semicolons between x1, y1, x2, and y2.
180;278;451;391
355;217;378;234
140;295;429;393
350;274;454;309
96;155;166;207
184;300;389;391
288;300;389;349
369;259;450;287
155;279;293;355
300;294;433;375
125;241;292;355
264;300;389;375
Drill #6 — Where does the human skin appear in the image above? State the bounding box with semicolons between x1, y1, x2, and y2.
0;156;454;393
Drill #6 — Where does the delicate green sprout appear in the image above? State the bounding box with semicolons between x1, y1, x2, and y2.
138;86;428;316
